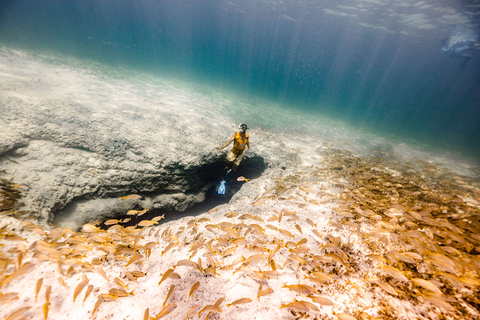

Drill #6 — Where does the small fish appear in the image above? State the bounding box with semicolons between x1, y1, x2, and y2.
295;224;303;234
309;271;333;283
198;305;222;316
137;209;150;216
370;279;398;296
158;269;174;286
221;227;240;238
237;176;250;183
214;297;225;307
306;218;317;228
227;297;252;307
83;285;94;306
412;278;442;293
309;295;335;306
14;184;29;189
2;262;34;286
188;281;200;300
280;301;310;312
266;224;279;231
366;254;386;264
36;278;43;302
126;254;143;267
104;219;122;226
224;212;237;218
73;278;89;302
43;302;48;320
109;288;134;297
96;267;109;282
162;242;176;257
204;267;218;276
245;254;269;265
295;300;320;311
45;286;52;302
184;305;201;320
163;285;175;307
336;314;357;320
222;247;237;256
380;265;408;282
81;224;100;233
152;303;177;319
0;292;18;303
152;214;165;223
423;293;454;311
312;229;322;239
282;283;318;295
257;288;274;300
120;194;141;202
98;293;118;301
122;218;131;223
279;229;295;239
92;297;104;318
114;277;128;289
177;259;201;272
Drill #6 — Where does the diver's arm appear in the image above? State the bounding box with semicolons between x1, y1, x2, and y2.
216;134;235;152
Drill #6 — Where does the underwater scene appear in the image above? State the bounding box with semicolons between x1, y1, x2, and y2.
1;1;480;319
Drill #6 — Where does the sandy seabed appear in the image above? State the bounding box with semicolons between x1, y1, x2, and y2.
1;48;480;320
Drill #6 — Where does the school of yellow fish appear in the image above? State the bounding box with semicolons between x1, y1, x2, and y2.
1;147;479;319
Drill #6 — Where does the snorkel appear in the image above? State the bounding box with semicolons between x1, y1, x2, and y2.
239;123;248;133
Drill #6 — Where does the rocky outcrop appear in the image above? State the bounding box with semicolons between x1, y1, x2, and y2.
0;50;291;229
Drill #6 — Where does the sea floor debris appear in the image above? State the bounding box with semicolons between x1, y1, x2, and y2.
1;148;479;319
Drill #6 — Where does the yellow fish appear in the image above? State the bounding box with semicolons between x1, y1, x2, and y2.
158;269;174;286
163;285;175;307
35;278;43;302
226;298;252;307
257;288;274;300
138;220;158;227
184;305;201;320
198;305;222;316
104;219;122;226
152;303;177;320
280;301;309;312
2;262;34;286
188;281;200;301
282;283;318;295
83;285;94;306
43;302;48;320
73;278;89;302
120;194;141;202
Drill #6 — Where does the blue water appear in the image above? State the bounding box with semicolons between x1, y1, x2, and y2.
1;0;479;158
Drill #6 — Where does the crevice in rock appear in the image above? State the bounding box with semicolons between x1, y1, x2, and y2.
52;155;267;230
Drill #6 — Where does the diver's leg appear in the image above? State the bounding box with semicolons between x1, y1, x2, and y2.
223;161;233;179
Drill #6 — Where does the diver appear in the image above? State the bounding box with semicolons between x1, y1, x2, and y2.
216;123;250;181
441;26;480;68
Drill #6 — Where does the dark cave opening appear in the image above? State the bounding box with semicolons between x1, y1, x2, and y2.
98;154;267;228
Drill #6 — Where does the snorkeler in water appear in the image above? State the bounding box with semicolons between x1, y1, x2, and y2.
441;26;480;68
216;123;250;181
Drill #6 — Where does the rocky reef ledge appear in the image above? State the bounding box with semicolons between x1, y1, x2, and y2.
0;49;291;230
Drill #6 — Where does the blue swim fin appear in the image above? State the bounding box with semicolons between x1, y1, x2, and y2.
218;181;226;195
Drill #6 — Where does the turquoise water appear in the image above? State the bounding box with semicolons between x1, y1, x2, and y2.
1;0;479;159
